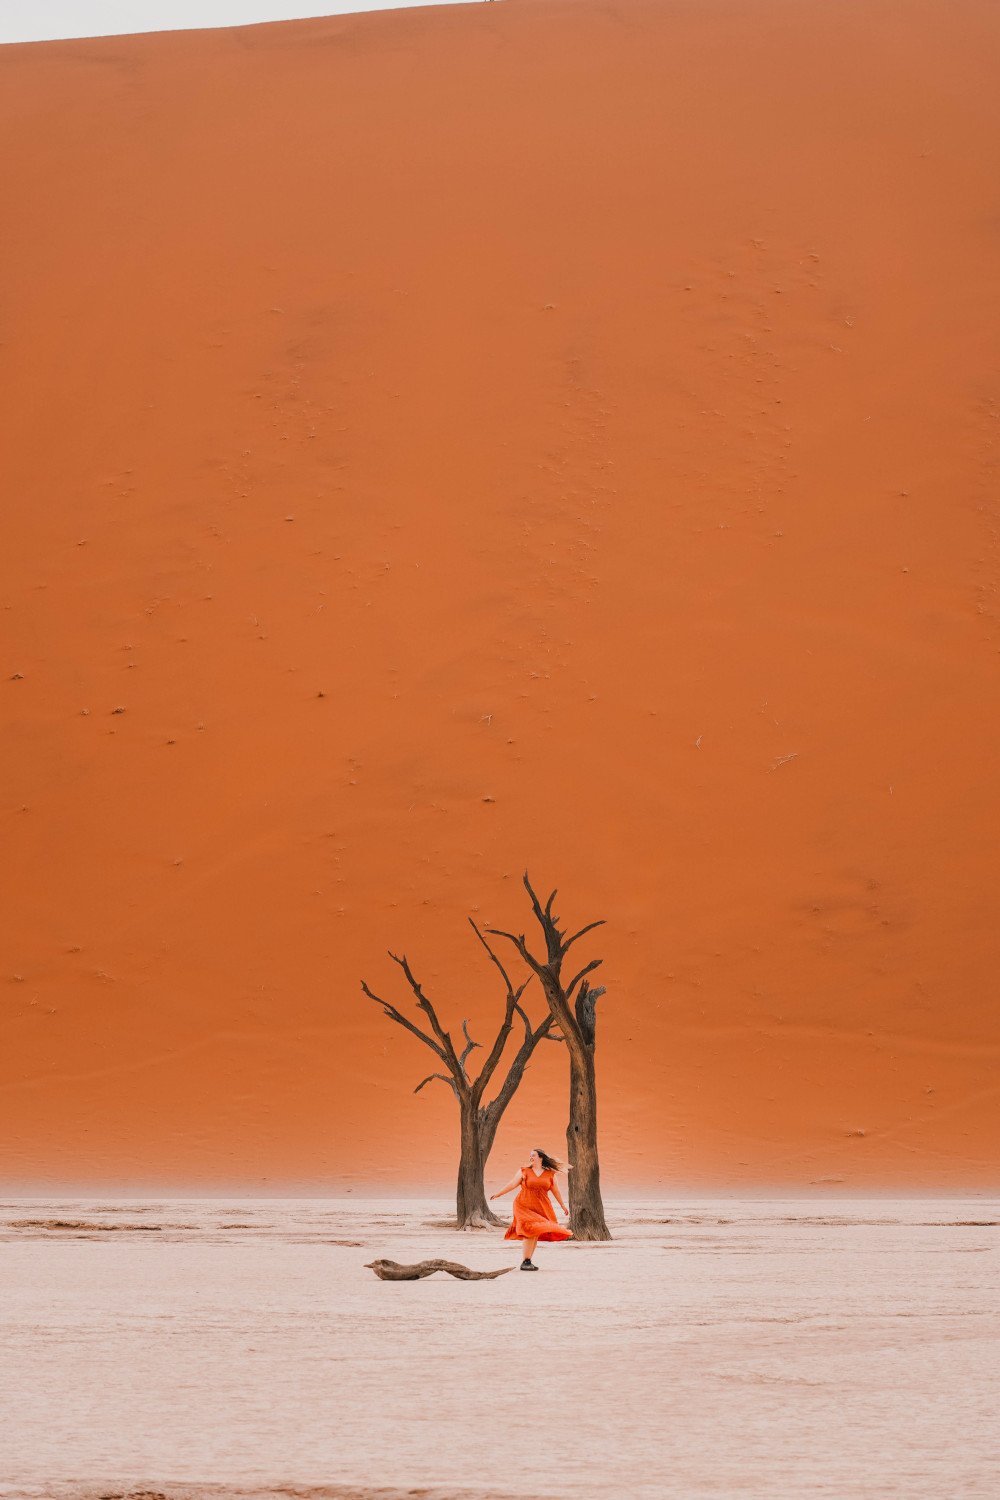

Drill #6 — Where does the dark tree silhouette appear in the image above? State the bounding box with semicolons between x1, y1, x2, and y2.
361;920;558;1229
488;875;610;1241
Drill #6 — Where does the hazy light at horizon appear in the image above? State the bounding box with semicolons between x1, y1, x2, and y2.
1;0;476;46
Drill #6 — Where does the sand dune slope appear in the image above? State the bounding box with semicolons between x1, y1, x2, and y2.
1;0;999;1188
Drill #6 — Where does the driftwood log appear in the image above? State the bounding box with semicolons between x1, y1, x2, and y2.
365;1258;515;1281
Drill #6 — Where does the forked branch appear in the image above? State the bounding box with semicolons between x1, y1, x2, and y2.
415;1072;459;1100
459;1019;482;1076
566;957;604;998
360;980;445;1060
389;951;462;1073
509;872;607;972
487;873;606;1056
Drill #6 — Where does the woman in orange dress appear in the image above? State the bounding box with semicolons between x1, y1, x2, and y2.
490;1148;572;1270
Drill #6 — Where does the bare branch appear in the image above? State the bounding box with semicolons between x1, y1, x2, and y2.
414;1072;460;1101
514;1001;554;1047
486;927;545;977
479;997;556;1153
562;919;606;953
459;1019;482;1076
468;919;515;992
522;871;547;924
360;980;446;1060
472;976;533;1103
513;1000;533;1046
565;957;603;998
534;1013;556;1042
521;872;564;964
388;951;462;1073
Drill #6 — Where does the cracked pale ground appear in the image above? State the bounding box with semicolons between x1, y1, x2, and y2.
1;1200;996;1499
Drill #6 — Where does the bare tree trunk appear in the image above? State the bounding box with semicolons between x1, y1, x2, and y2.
457;1099;503;1228
478;1102;504;1166
566;1047;611;1240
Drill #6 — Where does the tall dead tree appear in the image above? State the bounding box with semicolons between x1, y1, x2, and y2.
489;875;611;1241
361;920;557;1229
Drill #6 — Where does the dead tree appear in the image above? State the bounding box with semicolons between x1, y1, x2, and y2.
489;875;611;1241
361;921;557;1230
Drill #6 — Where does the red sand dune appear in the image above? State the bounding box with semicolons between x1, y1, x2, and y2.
2;0;999;1192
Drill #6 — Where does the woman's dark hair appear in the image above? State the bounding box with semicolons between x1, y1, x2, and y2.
535;1147;566;1172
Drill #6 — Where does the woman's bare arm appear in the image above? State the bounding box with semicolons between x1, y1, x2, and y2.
550;1175;569;1213
489;1171;523;1200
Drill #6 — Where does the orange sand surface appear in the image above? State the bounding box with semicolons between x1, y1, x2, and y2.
1;0;999;1191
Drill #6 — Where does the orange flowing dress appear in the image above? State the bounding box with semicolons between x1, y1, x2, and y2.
504;1167;573;1242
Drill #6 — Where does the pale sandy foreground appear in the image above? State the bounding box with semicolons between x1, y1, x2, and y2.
1;1199;997;1500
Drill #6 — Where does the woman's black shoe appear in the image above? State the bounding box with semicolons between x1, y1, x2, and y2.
519;1259;539;1270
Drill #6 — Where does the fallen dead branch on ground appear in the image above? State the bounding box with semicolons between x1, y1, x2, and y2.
365;1257;514;1281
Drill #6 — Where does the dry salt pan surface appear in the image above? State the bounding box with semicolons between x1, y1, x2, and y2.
1;1199;997;1500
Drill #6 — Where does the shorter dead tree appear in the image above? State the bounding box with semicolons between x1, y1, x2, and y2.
362;921;558;1229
